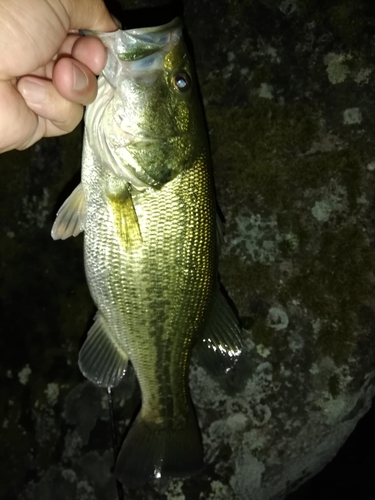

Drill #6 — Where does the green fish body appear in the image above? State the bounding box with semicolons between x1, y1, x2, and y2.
52;18;241;487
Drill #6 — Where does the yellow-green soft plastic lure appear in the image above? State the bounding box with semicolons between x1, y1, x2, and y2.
52;18;241;488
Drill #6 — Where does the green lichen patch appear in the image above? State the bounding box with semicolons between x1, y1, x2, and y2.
323;51;373;86
328;3;366;44
207;99;321;213
201;74;227;102
286;225;375;363
220;255;278;299
297;0;368;47
303;149;363;209
209;98;367;219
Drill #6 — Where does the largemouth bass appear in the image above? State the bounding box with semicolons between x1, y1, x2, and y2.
52;18;241;487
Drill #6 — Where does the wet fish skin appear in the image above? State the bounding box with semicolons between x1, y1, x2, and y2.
52;18;241;487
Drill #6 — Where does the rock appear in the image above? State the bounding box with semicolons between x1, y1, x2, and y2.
1;1;375;499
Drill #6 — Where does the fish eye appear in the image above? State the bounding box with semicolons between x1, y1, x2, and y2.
171;71;191;92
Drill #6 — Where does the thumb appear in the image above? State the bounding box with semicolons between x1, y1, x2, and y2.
62;0;120;31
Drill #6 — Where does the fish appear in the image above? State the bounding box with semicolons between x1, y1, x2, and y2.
51;18;242;487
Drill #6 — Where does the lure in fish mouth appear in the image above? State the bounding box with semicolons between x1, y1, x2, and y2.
52;17;242;488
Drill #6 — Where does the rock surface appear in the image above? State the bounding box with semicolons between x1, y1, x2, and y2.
1;1;375;499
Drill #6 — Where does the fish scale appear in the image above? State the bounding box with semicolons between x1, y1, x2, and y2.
83;136;216;419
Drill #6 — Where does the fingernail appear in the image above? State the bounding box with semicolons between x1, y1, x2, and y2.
20;78;46;104
110;13;122;29
72;62;88;91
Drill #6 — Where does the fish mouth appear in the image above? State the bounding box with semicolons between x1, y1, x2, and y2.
90;19;182;88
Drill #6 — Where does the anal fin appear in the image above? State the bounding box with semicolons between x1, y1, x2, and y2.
51;183;86;240
196;286;242;376
78;312;128;388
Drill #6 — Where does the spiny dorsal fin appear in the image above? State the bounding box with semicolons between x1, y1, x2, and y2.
51;183;86;240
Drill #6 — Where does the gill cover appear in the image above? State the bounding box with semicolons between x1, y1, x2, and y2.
84;18;183;190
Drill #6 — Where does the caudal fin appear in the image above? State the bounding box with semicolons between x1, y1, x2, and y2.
115;412;203;488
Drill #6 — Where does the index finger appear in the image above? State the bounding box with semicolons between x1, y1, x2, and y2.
0;80;39;153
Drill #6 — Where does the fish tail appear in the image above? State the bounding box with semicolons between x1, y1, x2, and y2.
115;410;203;488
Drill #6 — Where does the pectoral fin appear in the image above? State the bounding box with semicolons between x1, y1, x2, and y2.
108;186;142;250
78;312;128;388
196;287;242;376
51;183;86;240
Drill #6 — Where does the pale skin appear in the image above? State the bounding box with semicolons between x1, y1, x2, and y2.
0;0;120;153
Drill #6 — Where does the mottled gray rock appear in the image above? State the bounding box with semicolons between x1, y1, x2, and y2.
1;1;375;500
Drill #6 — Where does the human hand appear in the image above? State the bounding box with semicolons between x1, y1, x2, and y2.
0;0;120;153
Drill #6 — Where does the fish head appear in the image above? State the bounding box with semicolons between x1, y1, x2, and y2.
85;18;207;190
